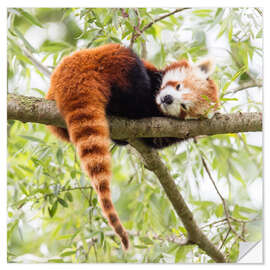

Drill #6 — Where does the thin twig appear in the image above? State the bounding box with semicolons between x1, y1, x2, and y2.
15;185;93;208
129;8;191;47
255;8;263;17
219;228;231;250
194;138;246;242
21;48;52;78
200;218;227;230
224;81;262;96
141;8;190;34
119;8;129;18
129;8;141;48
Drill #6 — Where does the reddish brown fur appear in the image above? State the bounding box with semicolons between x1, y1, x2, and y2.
46;44;133;250
165;60;190;72
142;59;159;72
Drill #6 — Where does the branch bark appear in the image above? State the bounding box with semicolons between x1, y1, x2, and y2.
7;94;262;141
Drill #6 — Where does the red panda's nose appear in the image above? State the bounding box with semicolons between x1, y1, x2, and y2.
162;95;173;105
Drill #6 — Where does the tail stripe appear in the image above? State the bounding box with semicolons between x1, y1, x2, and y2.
98;180;110;193
68;113;94;125
87;162;107;177
73;126;103;143
115;225;124;235
81;145;107;158
68;100;89;111
101;198;113;210
108;213;118;224
121;237;129;249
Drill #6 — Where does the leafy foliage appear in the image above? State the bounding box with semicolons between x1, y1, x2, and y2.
7;8;262;263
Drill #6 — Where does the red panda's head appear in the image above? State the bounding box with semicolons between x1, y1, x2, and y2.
156;58;219;119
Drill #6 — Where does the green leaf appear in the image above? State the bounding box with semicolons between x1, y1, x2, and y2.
110;36;121;43
139;236;154;245
12;51;33;65
56;148;63;164
134;245;148;249
31;88;45;97
256;29;262;39
48;200;58;218
64;191;73;202
40;41;71;53
13;28;36;53
17;8;43;28
215;204;224;217
19;183;29;196
48;259;64;263
150;8;170;15
217;18;229;39
229;162;246;187
193;9;213;14
228;240;239;262
237;205;258;214
232;205;249;220
175;246;192;263
92;197;98;207
208;8;225;30
220;98;238;102
104;15;112;25
169;15;180;26
57;233;75;240
223;66;248;91
178;226;187;236
228;21;233;41
70;170;76;179
7;219;19;241
20;135;44;143
60;249;76;257
57;197;68;208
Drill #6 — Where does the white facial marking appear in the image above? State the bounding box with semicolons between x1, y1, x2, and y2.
161;68;187;87
156;86;194;117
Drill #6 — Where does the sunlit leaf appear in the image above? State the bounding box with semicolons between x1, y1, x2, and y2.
16;8;43;28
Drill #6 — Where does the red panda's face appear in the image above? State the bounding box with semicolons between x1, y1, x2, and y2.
156;59;219;119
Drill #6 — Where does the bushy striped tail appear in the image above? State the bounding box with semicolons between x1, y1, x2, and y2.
62;96;129;250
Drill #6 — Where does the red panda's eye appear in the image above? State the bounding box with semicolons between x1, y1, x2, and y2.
176;84;181;90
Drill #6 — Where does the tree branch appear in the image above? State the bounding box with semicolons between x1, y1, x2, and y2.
7;94;262;141
128;138;226;262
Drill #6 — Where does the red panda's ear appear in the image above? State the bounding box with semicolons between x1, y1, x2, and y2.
196;57;215;78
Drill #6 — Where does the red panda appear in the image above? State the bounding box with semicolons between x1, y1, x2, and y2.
46;43;219;250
